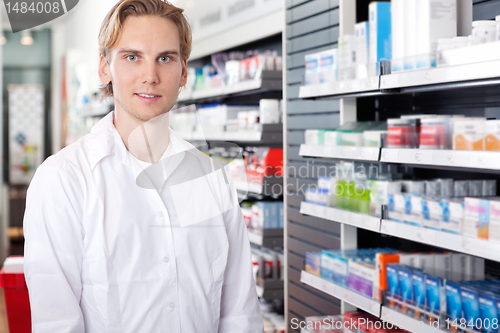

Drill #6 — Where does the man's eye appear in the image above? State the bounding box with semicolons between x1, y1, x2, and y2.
159;56;171;62
127;55;138;61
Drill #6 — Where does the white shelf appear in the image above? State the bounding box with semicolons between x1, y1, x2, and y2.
299;144;380;161
300;271;381;317
300;202;381;232
380;148;500;170
298;76;380;99
234;180;263;194
177;72;281;103
380;307;449;333
179;131;263;142
381;219;500;262
380;59;500;90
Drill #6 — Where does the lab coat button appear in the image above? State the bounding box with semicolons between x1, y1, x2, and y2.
169;302;175;308
157;212;164;218
163;257;169;263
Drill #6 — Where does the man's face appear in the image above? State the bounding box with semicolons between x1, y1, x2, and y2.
99;15;187;122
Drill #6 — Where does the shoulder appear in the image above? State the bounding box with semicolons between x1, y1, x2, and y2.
29;133;99;195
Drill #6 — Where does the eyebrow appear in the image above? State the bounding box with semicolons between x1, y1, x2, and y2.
116;48;180;57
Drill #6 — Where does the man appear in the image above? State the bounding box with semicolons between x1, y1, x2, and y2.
23;0;264;332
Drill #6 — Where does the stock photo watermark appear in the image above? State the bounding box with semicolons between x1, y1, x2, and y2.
3;0;79;32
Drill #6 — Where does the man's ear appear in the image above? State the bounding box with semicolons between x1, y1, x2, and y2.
179;58;188;87
98;55;112;85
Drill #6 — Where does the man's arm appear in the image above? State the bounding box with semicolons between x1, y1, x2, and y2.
218;175;264;333
23;162;85;332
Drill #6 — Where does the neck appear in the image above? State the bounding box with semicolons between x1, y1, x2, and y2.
113;107;170;163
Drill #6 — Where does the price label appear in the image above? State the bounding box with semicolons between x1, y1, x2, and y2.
381;220;397;235
381;74;399;89
380;149;398;162
461;237;473;254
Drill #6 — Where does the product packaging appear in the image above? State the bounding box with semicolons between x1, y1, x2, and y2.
445;281;464;324
387;118;418;148
489;199;500;243
348;261;378;299
355;21;370;78
391;0;404;72
453;118;486;151
304;129;335;145
472;20;497;45
422;180;442;230
305;252;321;276
415;0;457;69
369;2;392;66
403;0;417;70
485;119;500;151
426;275;446;319
375;252;400;301
412;270;427;317
451;253;468;282
464;197;490;240
434;253;452;280
318;49;338;83
338;35;356;81
440;198;465;234
465;256;485;281
304;52;321;85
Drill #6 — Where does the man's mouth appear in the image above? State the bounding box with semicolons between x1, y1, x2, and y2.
136;93;161;99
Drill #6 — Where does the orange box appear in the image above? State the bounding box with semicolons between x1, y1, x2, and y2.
453;118;485;151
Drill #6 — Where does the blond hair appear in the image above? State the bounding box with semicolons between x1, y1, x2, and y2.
98;0;192;100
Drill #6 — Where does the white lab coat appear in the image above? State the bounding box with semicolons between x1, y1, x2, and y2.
23;111;264;333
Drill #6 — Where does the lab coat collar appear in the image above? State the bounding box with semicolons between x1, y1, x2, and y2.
87;111;196;174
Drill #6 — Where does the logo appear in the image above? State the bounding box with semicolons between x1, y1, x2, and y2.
3;0;79;33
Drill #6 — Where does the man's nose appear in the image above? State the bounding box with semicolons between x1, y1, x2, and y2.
142;60;160;84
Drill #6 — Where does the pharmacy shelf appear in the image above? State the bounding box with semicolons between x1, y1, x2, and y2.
300;144;381;162
177;124;283;145
298;76;381;100
256;279;284;300
247;228;284;248
380;307;448;333
296;60;500;100
177;71;282;104
380;148;500;172
300;202;381;232
380;219;500;263
380;59;500;94
300;271;382;317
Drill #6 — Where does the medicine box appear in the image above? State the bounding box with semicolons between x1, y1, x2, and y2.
304;52;321;85
415;0;457;69
412;271;427;310
434;253;451;280
391;0;404;72
403;194;423;226
305;252;321;276
318;49;338;83
490;199;500;243
478;292;499;333
464;197;490;240
485;119;500;151
348;261;377;299
445;281;464;322
388;193;405;222
386;264;400;300
304;129;335;145
453;118;486;151
460;286;481;324
369;2;392;64
440;198;464;235
426;275;445;316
